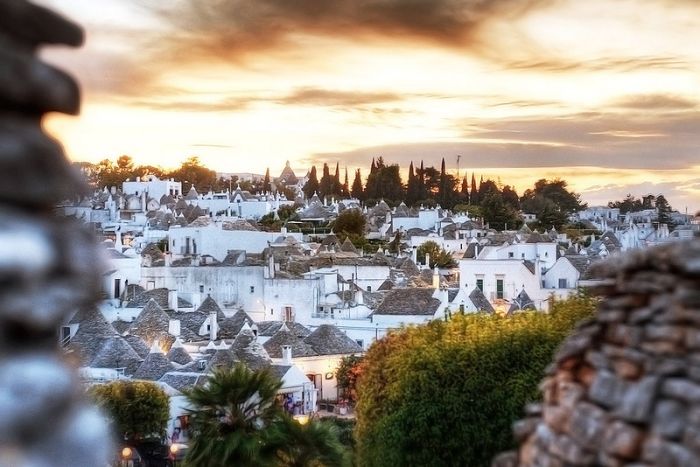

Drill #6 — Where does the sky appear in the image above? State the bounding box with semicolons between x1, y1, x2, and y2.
38;0;700;212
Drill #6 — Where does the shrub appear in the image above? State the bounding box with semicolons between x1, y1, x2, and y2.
90;380;170;442
354;295;596;467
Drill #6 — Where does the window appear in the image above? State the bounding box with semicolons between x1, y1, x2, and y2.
356;339;364;349
521;253;525;258
250;286;255;293
284;306;294;322
366;286;372;292
114;278;121;299
115;368;125;377
558;278;568;289
508;252;514;258
496;278;504;299
61;326;71;346
199;285;204;293
476;278;484;292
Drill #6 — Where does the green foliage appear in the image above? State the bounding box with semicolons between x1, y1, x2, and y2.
169;156;218;193
364;157;404;203
272;416;349;467
89;380;169;442
521;179;586;229
416;241;456;268
185;364;347;467
336;355;364;404
354;295;596;467
332;209;366;238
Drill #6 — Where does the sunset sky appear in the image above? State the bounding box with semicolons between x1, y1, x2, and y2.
38;0;700;212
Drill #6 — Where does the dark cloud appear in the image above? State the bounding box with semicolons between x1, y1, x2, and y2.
275;88;401;107
122;86;404;112
309;109;700;171
581;179;700;211
501;55;691;74
145;0;552;63
609;93;697;110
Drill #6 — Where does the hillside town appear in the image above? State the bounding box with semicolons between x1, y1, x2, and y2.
59;159;700;446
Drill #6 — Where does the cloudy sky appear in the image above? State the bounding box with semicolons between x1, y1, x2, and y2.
38;0;700;211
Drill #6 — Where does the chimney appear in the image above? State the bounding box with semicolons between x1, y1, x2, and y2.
168;319;181;337
425;253;430;270
164;252;172;267
209;311;218;341
281;226;287;235
168;290;178;310
412;247;417;264
432;266;440;290
268;253;275;279
281;345;292;365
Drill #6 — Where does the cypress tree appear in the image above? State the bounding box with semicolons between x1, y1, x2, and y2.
319;163;332;200
343;167;350;197
303;165;319;199
351;169;364;200
406;161;420;206
333;162;341;196
470;173;479;205
262;167;271;194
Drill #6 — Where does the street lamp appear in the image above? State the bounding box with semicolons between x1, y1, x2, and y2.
294;414;310;425
121;447;132;467
170;444;179;467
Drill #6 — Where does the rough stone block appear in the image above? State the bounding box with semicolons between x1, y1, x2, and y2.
652;399;686;440
569;402;608;449
662;378;700;404
645;324;686;344
615;376;659;423
606;324;643;346
589;370;628;409
543;404;571;434
603;420;644;459
643;436;700;467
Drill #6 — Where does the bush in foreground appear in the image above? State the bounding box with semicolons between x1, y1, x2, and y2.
355;295;596;467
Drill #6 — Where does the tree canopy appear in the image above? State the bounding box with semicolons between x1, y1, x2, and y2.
354;295;596;467
89;380;169;443
185;364;348;467
416;240;456;268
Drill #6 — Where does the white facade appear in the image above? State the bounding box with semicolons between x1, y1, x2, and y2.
123;175;182;201
167;224;303;258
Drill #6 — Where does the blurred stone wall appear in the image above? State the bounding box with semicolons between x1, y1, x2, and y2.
0;1;111;465
495;239;700;466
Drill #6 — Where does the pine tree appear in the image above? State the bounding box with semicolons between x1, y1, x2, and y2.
351;169;364;200
302;165;319;199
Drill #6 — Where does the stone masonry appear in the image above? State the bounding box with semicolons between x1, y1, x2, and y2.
0;1;111;465
494;238;700;467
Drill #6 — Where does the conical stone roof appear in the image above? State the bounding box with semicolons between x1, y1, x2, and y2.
263;323;316;358
90;334;143;375
304;324;362;356
66;307;116;364
128;299;173;348
166;337;192;366
218;310;253;339
133;342;174;380
124;334;150;359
